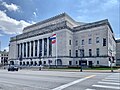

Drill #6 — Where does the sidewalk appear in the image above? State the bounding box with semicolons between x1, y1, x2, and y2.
40;68;120;73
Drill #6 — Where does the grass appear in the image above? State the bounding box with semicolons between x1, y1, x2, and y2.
48;67;120;70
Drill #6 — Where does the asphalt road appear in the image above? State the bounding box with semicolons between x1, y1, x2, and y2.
0;69;120;90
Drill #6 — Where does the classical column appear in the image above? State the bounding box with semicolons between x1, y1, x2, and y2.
22;43;24;57
26;42;28;58
47;38;49;57
22;43;24;58
33;41;35;57
29;41;31;57
42;39;44;57
37;40;39;57
17;44;20;58
20;43;23;58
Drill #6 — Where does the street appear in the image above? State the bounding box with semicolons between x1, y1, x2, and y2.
0;70;120;90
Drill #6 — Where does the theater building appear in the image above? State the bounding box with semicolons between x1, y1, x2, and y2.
8;13;116;66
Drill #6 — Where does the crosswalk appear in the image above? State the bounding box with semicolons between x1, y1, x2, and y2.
86;73;120;90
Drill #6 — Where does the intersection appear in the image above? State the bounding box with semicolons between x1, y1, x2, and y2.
0;69;120;90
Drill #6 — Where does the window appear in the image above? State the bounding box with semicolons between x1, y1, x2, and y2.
82;39;84;45
76;40;78;46
69;50;71;57
69;61;72;65
80;49;84;57
76;61;78;64
89;49;92;57
44;61;46;64
97;61;99;64
35;40;38;56
44;38;47;56
88;38;92;44
96;37;99;43
103;38;106;46
76;50;78;57
96;48;99;56
24;43;26;57
69;40;71;45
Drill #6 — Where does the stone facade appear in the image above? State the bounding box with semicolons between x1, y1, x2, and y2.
9;13;116;66
0;50;9;65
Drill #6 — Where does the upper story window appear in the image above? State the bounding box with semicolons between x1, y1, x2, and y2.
69;40;71;45
82;39;84;45
88;38;92;44
103;38;106;46
76;50;78;57
96;48;99;56
89;49;92;57
76;40;78;46
80;49;84;57
96;37;99;43
69;50;71;57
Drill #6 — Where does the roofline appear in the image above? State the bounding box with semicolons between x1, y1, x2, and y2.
23;12;77;31
116;39;120;43
74;19;114;33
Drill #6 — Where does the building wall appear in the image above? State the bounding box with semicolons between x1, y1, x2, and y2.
0;50;9;65
9;13;116;66
116;40;120;65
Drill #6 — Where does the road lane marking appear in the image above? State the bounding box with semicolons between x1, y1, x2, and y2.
92;85;120;89
98;81;120;85
85;88;95;90
105;78;119;80
102;79;120;83
52;75;95;90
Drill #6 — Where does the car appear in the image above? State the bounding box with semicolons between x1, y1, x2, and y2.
8;65;18;71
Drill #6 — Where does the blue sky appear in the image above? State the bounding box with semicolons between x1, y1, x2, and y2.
0;0;120;51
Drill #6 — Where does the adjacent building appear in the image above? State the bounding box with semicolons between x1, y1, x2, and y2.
9;13;116;66
116;39;120;66
0;50;9;65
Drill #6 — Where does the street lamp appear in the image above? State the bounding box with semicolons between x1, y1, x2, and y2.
19;55;22;69
108;49;115;72
39;53;42;70
79;48;83;72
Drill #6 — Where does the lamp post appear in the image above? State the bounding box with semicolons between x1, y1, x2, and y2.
109;49;115;72
39;54;42;70
79;48;83;72
19;55;22;69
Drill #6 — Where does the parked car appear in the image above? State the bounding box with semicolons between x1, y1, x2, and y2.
8;65;18;71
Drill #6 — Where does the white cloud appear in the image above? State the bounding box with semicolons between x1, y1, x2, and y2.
0;10;31;34
33;12;37;17
1;1;20;12
0;34;3;36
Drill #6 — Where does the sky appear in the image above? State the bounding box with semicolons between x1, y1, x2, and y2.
0;0;120;51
